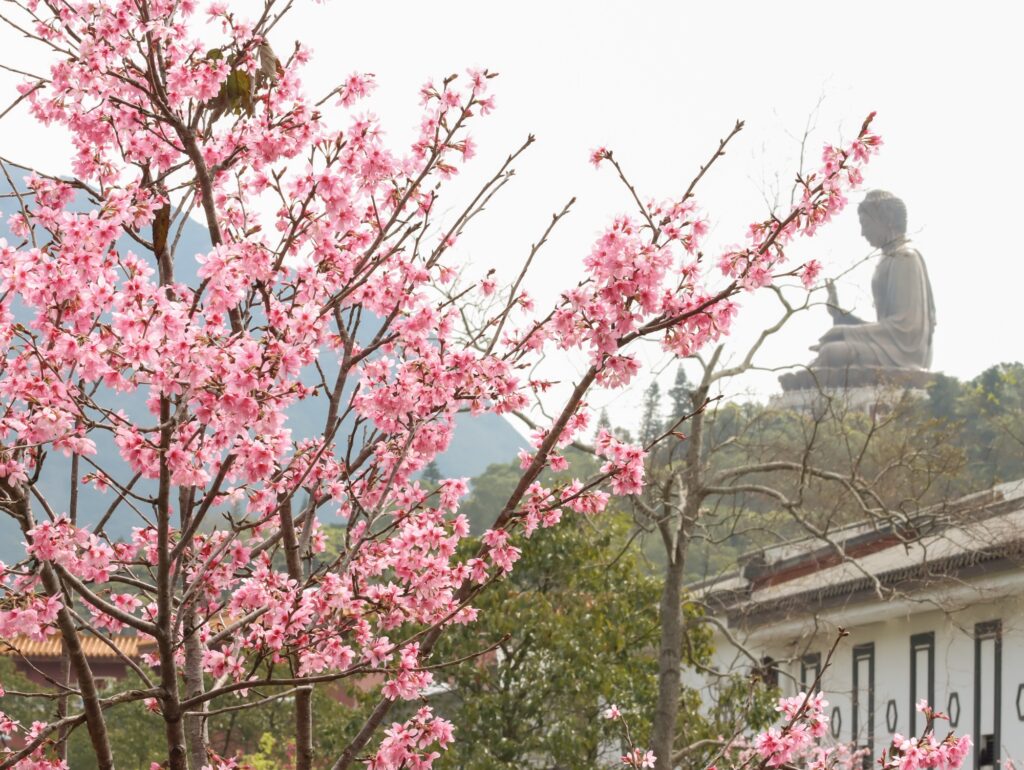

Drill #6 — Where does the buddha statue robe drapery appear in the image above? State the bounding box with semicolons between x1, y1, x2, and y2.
814;241;935;370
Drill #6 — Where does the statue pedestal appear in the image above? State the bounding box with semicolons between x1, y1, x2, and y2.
771;367;934;415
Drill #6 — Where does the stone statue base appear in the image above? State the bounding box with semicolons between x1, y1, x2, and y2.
778;366;933;391
772;367;934;414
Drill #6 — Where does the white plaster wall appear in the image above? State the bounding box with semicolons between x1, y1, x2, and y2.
704;577;1024;769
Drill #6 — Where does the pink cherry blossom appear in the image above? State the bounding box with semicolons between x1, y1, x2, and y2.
0;0;884;766
622;749;657;768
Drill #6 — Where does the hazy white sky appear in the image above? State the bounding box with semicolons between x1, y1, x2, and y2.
2;0;1021;429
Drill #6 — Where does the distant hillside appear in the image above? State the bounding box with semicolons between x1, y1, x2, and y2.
0;177;524;560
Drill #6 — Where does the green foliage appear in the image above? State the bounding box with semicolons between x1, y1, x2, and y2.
634;363;1024;582
67;694;166;770
458;448;602;535
649;673;778;770
683;393;967;579
320;447;780;769
0;662;166;769
205;48;255;117
0;656;50;727
430;513;665;769
926;362;1024;486
454;460;522;535
242;733;282;769
0;657;359;769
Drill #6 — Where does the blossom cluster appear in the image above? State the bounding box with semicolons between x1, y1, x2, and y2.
595;428;647;495
880;701;972;770
747;694;970;770
602;704;657;769
754;692;831;767
367;707;455;770
622;748;657;769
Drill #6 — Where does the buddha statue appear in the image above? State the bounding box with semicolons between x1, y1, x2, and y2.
808;190;936;375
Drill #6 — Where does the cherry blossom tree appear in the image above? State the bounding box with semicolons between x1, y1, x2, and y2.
0;1;886;768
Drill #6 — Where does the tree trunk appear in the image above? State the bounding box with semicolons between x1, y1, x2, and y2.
43;562;116;770
56;644;71;762
183;608;209;770
280;499;314;770
5;484;115;769
156;396;189;770
161;665;189;770
179;485;209;770
651;557;686;770
651;384;706;770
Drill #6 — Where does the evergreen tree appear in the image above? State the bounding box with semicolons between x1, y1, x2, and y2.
421;459;443;486
666;365;693;426
639;380;662;446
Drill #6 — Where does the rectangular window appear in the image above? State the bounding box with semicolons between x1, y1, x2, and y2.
800;652;822;692
909;632;935;736
852;643;875;765
974;620;1002;770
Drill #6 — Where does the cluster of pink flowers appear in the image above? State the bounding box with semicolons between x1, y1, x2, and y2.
805;743;871;770
0;710;67;769
0;592;61;641
603;704;657;769
747;695;971;770
752;691;866;770
881;702;972;770
595;428;647;495
25;518;116;581
367;707;454;770
754;691;830;767
883;733;973;770
0;690;16;737
622;748;657;769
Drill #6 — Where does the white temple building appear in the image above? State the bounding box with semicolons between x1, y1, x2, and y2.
692;480;1024;770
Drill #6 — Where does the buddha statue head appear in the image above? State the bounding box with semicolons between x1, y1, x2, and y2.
858;190;907;250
